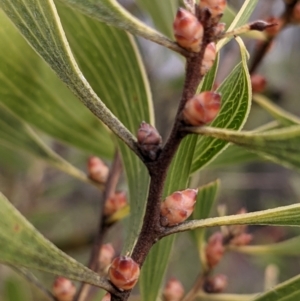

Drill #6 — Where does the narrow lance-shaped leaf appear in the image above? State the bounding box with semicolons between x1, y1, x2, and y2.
252;274;300;301
189;125;300;171
192;37;251;172
139;50;220;301
0;10;113;159
233;235;300;257
55;3;153;253
58;0;182;53
163;203;300;237
253;94;300;127
0;0;138;153
0;192;115;293
0;105;98;186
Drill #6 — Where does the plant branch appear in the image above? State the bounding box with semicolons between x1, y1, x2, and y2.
76;151;123;301
250;0;299;74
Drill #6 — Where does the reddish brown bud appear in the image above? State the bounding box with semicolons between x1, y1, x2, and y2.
173;8;204;52
88;156;109;183
203;274;228;293
251;74;267;93
199;0;227;18
160;189;198;226
99;243;115;270
201;42;217;75
230;233;253;246
264;17;283;37
293;2;300;23
163;278;185;301
101;293;111;301
205;232;225;268
183;91;221;126
108;256;140;290
104;191;127;216
137;122;162;160
52;277;76;301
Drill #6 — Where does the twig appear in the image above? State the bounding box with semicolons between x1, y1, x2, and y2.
250;0;299;74
75;151;123;301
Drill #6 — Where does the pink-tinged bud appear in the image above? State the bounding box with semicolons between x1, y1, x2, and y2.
230;233;253;246
104;191;127;216
52;277;76;301
183;91;221;126
163;278;185;301
101;293;111;301
160;189;198;227
99;243;115;270
203;274;228;293
228;208;248;237
214;22;226;37
293;2;300;23
201;42;217;75
108;256;140;290
199;0;227;18
173;8;204;52
251;74;267;93
88;156;109;183
264;17;283;37
137;122;162;160
205;232;225;268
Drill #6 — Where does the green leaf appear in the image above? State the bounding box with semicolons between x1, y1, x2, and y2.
234;236;300;256
0;0;138;152
139;49;220;301
0;192;114;292
217;0;259;49
164;203;300;237
0;6;113;159
55;3;153;253
191;180;220;266
0;105;97;185
252;274;300;301
58;0;181;53
136;0;179;38
254;94;300;127
190;125;300;171
191;38;251;172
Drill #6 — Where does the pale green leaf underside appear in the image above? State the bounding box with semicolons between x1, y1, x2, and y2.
0;10;113;158
235;235;300;256
192;125;300;171
0;0;138;152
58;0;181;53
252;274;300;301
0;105;97;185
165;203;300;236
192;41;251;172
0;192;114;292
56;3;152;254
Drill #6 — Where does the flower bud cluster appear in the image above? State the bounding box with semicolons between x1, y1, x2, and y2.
52;277;76;301
251;74;267;93
99;243;115;270
108;256;140;290
203;274;228;293
199;0;227;19
104;191;127;216
137;122;162;160
88;156;109;183
163;278;185;301
183;91;221;126
160;189;198;226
